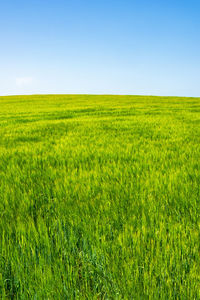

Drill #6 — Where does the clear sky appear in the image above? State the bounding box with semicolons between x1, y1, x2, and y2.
0;0;200;96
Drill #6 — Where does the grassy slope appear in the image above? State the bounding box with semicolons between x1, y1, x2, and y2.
0;94;200;299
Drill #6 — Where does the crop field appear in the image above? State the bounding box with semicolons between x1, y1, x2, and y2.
0;94;200;299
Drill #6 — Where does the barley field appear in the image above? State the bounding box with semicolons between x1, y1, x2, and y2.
0;94;200;299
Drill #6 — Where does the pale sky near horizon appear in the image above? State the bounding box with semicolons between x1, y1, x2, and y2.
0;0;200;97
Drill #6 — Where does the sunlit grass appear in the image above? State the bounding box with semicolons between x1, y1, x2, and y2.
0;94;200;298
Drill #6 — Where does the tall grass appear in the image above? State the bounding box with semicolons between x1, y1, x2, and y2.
0;94;200;299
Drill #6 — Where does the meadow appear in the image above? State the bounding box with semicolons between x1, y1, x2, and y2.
0;94;200;299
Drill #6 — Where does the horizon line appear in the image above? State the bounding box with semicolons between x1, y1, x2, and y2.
0;93;199;98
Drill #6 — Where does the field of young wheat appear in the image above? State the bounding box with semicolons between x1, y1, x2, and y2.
0;94;199;298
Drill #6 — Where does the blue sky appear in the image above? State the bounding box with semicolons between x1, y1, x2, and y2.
0;0;200;96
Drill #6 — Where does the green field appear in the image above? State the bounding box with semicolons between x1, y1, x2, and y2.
0;94;200;299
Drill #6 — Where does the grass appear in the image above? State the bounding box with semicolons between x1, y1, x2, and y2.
0;94;200;299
